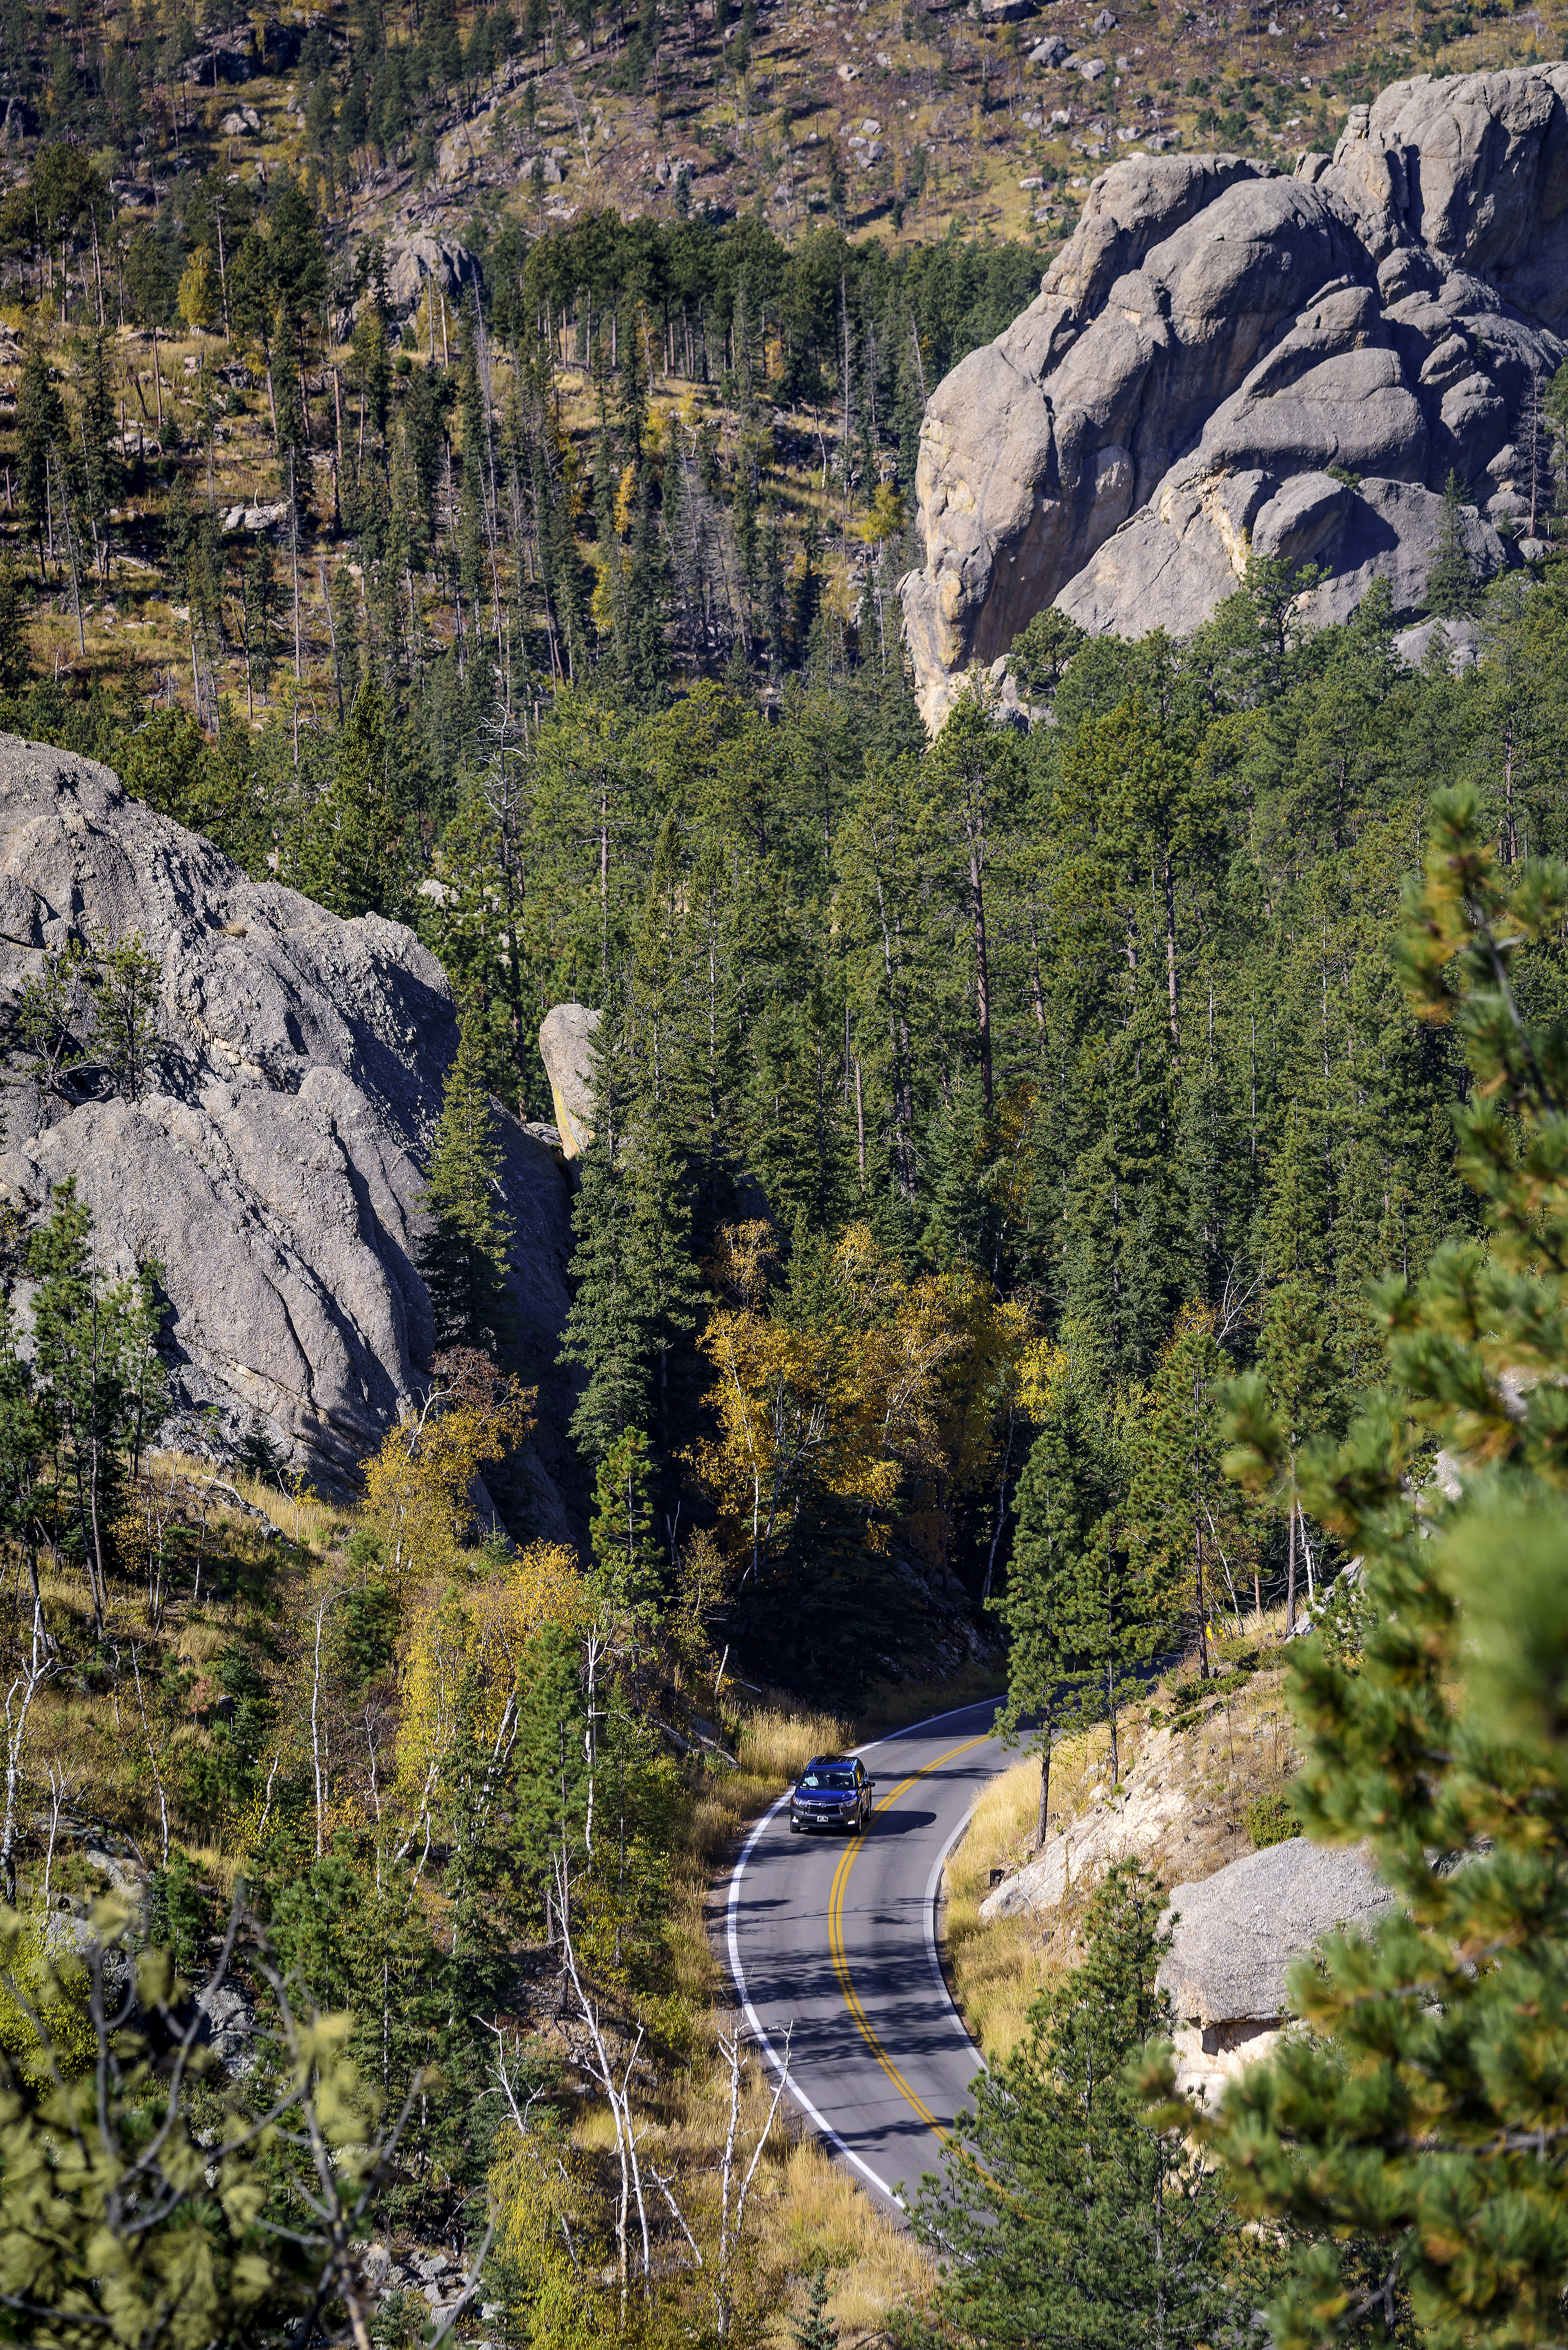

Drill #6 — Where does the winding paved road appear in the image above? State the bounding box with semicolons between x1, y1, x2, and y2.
724;1696;1013;2213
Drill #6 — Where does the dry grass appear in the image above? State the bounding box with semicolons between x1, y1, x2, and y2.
943;1752;1055;2065
940;1721;1115;2064
151;1450;347;1553
647;1691;938;2342
943;1620;1306;2068
770;2137;935;2338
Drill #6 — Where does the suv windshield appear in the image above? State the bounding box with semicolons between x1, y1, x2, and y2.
802;1771;855;1790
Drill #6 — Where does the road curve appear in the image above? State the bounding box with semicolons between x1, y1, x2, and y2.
724;1696;1013;2214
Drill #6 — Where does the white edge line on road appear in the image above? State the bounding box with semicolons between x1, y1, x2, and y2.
723;1697;1004;2215
724;1788;903;2209
922;1794;992;2078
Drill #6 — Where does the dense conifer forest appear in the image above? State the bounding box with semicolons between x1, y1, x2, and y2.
2;0;1568;2322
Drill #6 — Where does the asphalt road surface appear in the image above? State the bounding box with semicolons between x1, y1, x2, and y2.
724;1695;1014;2215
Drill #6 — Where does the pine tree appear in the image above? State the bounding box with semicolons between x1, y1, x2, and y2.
292;674;407;919
92;932;162;1102
625;467;670;708
27;1179;165;1637
917;1860;1258;2348
993;1383;1105;1843
562;1168;648;1463
924;683;1023;1112
417;1010;515;1357
745;978;854;1243
590;1426;660;1611
1423;467;1481;618
602;818;710;1461
425;770;531;1113
790;2268;838;2350
16;338;65;579
1188;786;1568;2348
0;549;32;691
240;538;284;715
1009;605;1087;702
1124;1308;1237;1676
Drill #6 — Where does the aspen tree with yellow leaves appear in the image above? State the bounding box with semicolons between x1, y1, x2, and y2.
689;1218;1054;1671
361;1352;535;1595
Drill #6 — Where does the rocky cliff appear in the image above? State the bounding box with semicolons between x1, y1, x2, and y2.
0;736;576;1525
902;66;1568;730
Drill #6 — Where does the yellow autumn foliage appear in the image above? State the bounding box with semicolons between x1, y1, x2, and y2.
397;1539;585;1808
690;1220;1043;1585
858;480;906;544
613;459;637;537
361;1377;535;1596
490;2132;602;2349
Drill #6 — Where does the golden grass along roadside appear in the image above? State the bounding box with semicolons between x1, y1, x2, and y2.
941;1621;1304;2070
633;1689;940;2342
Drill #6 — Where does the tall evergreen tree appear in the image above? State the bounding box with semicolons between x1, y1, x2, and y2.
417;1010;515;1357
292;674;407;919
917;1859;1258;2348
1124;1307;1237;1677
1182;783;1568;2349
559;1009;652;1463
590;1426;660;1611
1423;468;1481;618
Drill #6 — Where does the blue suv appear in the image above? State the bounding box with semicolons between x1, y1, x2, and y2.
789;1752;873;1835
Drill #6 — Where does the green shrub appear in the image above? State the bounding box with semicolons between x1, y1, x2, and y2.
1245;1788;1301;1849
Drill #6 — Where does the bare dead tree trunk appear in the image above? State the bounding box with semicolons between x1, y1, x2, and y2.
1;1601;53;1901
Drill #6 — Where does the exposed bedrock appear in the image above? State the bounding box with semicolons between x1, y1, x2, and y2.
901;65;1568;730
0;737;576;1525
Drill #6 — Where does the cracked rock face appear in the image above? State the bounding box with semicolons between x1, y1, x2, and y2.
0;737;573;1511
901;66;1568;730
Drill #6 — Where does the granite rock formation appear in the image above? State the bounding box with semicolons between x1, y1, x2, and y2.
538;1002;601;1162
902;67;1568;729
0;736;574;1521
1157;1836;1391;2102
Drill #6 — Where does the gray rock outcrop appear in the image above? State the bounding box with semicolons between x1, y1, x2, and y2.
0;737;574;1516
538;1002;600;1162
1156;1836;1391;2103
384;232;475;314
1159;1836;1391;2028
980;1724;1195;1922
902;66;1568;728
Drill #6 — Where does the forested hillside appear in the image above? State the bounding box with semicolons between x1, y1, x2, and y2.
4;0;1568;2328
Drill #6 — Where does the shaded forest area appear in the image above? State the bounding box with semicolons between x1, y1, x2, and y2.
74;543;1558;1705
6;60;1568;1695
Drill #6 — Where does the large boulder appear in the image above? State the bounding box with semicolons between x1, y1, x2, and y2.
0;737;574;1520
384;232;475;314
1160;1837;1391;2027
538;1003;600;1161
1156;1837;1392;2103
902;65;1568;728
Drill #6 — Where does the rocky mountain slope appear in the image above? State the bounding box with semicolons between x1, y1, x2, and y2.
902;64;1568;728
0;736;575;1521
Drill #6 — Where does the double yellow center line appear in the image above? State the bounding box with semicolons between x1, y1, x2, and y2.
824;1732;991;2147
